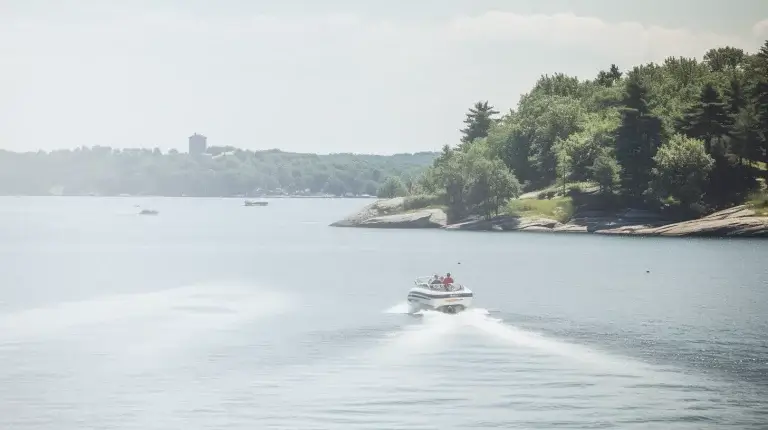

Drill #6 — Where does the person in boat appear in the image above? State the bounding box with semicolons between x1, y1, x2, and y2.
442;273;454;288
430;274;441;284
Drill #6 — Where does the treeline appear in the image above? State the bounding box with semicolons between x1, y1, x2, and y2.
0;146;437;197
405;41;768;222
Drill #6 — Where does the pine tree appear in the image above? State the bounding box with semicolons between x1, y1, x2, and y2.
676;83;733;153
725;78;746;117
459;101;499;149
614;78;663;198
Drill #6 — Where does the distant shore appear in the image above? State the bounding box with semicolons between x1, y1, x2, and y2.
330;197;768;238
2;194;378;199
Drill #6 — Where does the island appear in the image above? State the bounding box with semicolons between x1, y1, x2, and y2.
332;41;768;238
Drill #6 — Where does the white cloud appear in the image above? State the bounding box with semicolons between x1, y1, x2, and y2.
753;19;768;38
442;11;755;63
4;11;762;64
1;9;766;153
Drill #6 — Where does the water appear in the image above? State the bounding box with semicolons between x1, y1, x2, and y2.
0;196;766;429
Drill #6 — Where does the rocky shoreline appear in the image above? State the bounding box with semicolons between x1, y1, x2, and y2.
330;197;768;237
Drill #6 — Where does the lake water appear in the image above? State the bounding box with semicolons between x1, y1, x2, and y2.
0;196;767;429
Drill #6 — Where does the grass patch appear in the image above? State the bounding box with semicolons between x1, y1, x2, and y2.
506;196;574;223
403;194;445;211
747;191;768;216
519;181;598;199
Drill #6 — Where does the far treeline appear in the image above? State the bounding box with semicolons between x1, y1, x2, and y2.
381;41;768;222
0;146;437;197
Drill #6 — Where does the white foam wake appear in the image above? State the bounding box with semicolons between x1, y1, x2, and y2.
383;301;410;314
0;284;293;340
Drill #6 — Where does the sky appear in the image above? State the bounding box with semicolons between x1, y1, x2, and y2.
2;0;767;155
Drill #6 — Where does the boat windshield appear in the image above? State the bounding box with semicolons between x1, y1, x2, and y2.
414;276;463;291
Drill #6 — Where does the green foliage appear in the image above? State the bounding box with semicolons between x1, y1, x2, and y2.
459;101;500;149
554;112;619;181
506;197;574;223
403;194;444;211
430;140;521;222
590;152;622;196
425;39;768;222
676;82;733;151
614;76;664;197
649;134;715;207
377;176;408;198
747;191;768;216
596;64;623;87
0;148;437;197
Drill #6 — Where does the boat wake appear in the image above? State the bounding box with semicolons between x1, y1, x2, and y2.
379;301;663;378
0;284;292;341
384;301;410;314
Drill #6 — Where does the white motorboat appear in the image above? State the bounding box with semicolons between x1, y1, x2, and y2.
407;276;473;314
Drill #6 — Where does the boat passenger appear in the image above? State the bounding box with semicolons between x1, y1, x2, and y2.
430;275;442;285
443;273;454;286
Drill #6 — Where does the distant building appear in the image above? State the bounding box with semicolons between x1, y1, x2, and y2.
188;133;207;155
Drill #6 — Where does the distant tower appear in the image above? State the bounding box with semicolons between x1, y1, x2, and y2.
188;133;207;155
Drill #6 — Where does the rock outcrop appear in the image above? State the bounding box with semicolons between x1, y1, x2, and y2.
355;209;447;229
331;199;768;237
565;208;670;233
442;215;563;232
597;205;768;237
330;198;447;229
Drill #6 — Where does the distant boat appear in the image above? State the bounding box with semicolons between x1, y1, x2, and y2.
244;200;268;207
139;209;159;215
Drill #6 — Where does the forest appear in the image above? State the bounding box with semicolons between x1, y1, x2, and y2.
3;41;768;214
399;41;768;222
0;146;437;197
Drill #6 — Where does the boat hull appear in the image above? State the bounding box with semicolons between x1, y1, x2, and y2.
406;287;473;314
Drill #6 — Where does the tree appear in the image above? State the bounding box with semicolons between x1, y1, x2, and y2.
459;101;500;148
377;176;408;198
554;141;572;195
487;118;535;186
596;64;623;87
614;77;664;198
676;82;733;153
486;160;522;217
0;147;437;197
590;152;621;195
464;143;522;218
703;47;746;72
554;112;618;181
434;151;471;221
730;105;763;165
649;134;714;207
725;77;746;117
433;141;521;220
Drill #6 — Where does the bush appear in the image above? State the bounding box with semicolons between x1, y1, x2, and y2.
747;191;768;216
403;194;444;211
506;197;574;223
537;190;556;200
377;176;408;198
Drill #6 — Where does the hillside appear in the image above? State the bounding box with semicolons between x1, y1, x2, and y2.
0;147;437;197
411;41;768;224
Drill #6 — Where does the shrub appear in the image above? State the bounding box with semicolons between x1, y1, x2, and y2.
506;197;574;223
403;194;444;211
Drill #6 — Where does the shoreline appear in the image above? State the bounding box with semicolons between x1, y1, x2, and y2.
329;198;768;238
0;194;378;199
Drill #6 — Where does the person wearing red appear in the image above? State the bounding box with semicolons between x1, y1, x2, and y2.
442;273;454;285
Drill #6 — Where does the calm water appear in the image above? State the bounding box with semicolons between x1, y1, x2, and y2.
0;196;767;429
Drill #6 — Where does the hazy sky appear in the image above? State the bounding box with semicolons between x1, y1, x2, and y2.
2;0;767;154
